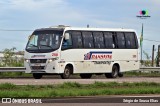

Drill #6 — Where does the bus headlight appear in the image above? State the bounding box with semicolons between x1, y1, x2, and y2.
48;58;58;63
25;59;29;63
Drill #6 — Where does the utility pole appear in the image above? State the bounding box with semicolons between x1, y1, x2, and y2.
157;45;160;67
152;45;155;67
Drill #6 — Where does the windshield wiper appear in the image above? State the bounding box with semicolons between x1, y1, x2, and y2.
28;44;39;49
30;44;38;47
40;45;54;49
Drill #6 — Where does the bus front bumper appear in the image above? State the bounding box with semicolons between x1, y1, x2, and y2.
24;61;60;74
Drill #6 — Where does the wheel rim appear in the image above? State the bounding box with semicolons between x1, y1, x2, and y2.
113;67;118;77
64;68;70;76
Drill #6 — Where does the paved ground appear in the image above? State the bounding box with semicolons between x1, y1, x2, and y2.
0;77;160;85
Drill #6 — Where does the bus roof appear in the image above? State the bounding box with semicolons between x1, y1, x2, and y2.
65;27;136;32
34;26;136;32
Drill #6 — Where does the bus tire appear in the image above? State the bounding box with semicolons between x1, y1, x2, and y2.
118;73;123;77
33;73;43;79
80;74;92;79
61;66;71;79
105;65;118;78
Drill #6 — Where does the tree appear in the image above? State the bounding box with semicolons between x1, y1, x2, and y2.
2;47;16;66
1;47;24;67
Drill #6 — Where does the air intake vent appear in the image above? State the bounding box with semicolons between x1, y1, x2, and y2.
30;59;47;63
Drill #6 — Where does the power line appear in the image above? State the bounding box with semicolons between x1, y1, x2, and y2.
1;29;160;43
137;38;160;43
143;39;160;43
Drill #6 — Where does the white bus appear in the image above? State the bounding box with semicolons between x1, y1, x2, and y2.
24;25;139;79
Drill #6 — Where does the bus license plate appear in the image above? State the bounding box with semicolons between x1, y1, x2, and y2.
34;64;41;66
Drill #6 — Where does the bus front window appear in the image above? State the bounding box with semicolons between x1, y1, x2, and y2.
26;31;63;53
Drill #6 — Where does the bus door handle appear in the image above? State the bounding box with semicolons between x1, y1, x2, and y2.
135;61;138;62
80;61;84;63
126;61;130;62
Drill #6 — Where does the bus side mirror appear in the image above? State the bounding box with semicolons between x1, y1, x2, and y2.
64;33;70;40
28;35;31;40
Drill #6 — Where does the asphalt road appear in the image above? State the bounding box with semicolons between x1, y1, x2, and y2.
0;77;160;85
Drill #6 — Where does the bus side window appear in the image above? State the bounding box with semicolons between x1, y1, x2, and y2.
82;32;94;48
125;32;137;49
93;32;105;48
104;32;115;49
72;31;83;48
62;33;72;49
116;32;126;49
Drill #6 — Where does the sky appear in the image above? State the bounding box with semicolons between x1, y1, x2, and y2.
0;0;160;58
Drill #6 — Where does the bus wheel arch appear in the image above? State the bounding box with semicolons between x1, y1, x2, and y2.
105;63;120;78
113;63;120;78
113;63;124;77
60;64;73;79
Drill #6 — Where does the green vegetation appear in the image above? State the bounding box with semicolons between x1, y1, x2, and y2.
0;47;24;67
0;82;160;97
125;71;160;77
0;72;32;78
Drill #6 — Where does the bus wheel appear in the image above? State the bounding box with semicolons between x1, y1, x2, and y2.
61;66;71;79
80;74;92;79
33;73;43;79
118;73;123;77
105;65;118;78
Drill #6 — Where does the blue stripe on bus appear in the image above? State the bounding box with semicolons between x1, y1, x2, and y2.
90;51;112;54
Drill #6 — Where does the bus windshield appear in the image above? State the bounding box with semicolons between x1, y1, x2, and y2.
26;30;63;53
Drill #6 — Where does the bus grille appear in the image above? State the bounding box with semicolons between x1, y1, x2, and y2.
31;66;45;70
30;59;47;63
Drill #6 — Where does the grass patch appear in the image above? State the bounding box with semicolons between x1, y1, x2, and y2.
0;72;32;78
0;83;17;89
58;82;82;88
0;82;160;97
125;71;160;77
